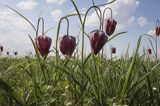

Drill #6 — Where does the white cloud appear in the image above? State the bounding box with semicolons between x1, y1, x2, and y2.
0;9;33;56
17;0;38;10
137;16;148;26
46;0;66;5
128;16;136;24
0;9;30;31
85;0;140;30
51;10;63;21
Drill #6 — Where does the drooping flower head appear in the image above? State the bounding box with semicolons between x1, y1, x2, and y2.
90;30;108;55
104;18;117;36
34;18;52;57
58;17;76;56
103;7;117;36
35;35;52;57
59;35;76;56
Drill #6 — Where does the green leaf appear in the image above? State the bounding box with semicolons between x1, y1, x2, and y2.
120;35;142;101
6;5;36;32
108;31;128;42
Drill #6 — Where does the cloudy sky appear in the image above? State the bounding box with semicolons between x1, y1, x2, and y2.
0;0;160;57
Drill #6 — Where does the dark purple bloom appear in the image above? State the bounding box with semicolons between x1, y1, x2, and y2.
35;35;52;57
104;18;117;36
111;47;116;54
147;48;152;55
59;35;76;56
90;30;108;55
156;27;160;36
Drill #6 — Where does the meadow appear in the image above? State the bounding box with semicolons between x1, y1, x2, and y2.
0;0;160;106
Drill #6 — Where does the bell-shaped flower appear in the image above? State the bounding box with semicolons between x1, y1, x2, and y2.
35;35;52;57
90;30;108;55
59;35;76;56
104;18;117;36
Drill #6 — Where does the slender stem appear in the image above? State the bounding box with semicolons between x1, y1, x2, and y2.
143;34;157;59
79;6;102;102
82;6;102;64
155;37;158;60
101;8;112;57
83;6;102;31
36;17;44;37
55;17;70;64
71;0;83;25
66;18;70;35
5;5;36;32
102;7;113;30
155;20;159;60
91;0;100;19
156;19;159;28
91;0;116;23
55;14;81;65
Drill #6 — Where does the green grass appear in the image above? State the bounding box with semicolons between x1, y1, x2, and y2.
0;49;160;106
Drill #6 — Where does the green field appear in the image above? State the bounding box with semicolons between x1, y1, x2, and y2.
1;43;160;106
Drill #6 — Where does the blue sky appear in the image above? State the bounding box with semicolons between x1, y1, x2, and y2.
0;0;160;57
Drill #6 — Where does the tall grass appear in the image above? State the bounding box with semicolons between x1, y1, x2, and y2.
1;47;160;106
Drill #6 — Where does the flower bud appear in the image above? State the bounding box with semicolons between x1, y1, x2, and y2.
104;18;117;36
35;35;52;57
111;47;116;54
59;35;76;56
90;30;108;55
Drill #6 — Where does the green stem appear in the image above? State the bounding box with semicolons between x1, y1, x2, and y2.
55;14;80;65
102;7;113;30
71;0;83;25
155;37;158;60
120;35;142;102
6;5;36;32
36;17;44;37
55;17;69;65
82;6;102;64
